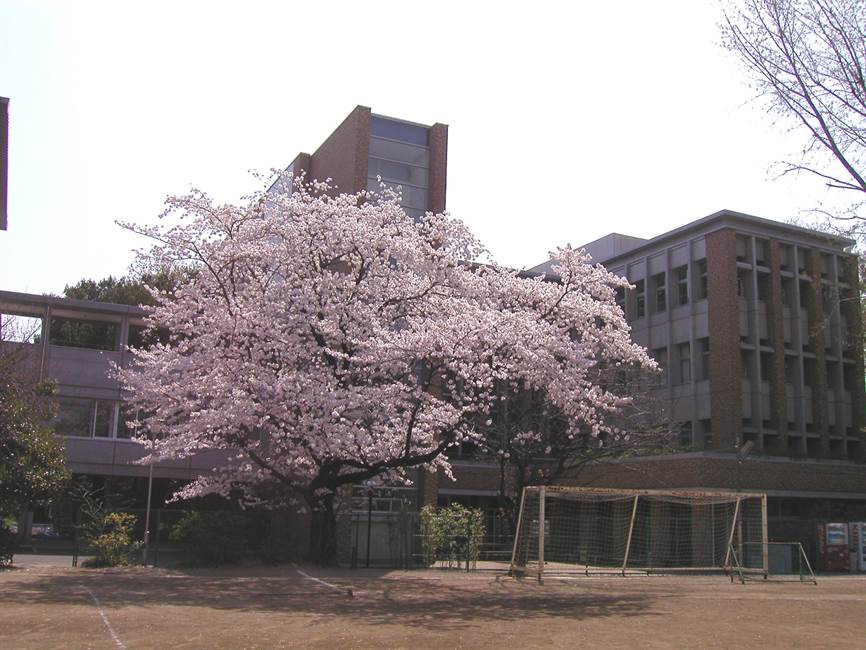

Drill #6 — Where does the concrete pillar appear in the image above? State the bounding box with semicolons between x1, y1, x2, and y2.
803;250;830;457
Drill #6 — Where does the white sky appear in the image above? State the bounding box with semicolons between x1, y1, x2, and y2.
0;0;838;295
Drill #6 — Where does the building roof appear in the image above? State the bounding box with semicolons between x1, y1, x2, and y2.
530;209;857;276
0;289;148;319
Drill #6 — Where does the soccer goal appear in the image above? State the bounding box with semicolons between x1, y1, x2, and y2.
509;486;768;581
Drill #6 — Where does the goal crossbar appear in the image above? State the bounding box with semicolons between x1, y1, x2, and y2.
509;486;768;582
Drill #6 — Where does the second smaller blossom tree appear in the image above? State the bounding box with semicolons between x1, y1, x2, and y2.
118;176;655;564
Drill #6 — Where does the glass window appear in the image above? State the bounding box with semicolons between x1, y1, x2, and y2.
368;158;428;186
677;343;691;385
679;422;693;447
652;272;666;313
369;137;429;167
49;317;117;351
674;265;689;305
54;398;93;437
370;116;429;146
93;401;114;437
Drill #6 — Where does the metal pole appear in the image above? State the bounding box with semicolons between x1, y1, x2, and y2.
365;490;373;569
142;458;154;566
622;495;640;576
761;494;768;579
723;497;741;571
538;486;545;584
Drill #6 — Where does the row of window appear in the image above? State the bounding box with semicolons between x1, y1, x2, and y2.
2;314;161;352
52;397;140;439
616;260;708;320
650;338;710;386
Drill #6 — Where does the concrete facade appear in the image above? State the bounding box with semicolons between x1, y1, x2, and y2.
0;290;232;481
529;210;866;523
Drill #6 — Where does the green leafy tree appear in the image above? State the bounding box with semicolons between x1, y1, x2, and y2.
63;267;196;307
0;325;69;521
84;512;140;567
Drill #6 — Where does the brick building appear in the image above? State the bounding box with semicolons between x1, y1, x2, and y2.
529;212;866;550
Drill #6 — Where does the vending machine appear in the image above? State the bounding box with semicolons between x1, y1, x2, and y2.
848;522;866;572
817;523;850;572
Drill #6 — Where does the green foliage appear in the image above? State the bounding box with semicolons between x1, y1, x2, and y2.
83;512;140;567
419;503;485;569
169;511;249;566
63;267;197;307
0;347;69;518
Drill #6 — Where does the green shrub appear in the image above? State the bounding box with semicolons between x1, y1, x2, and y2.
419;503;485;569
84;512;139;567
170;511;248;566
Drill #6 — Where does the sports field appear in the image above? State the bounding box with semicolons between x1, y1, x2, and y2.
1;562;864;649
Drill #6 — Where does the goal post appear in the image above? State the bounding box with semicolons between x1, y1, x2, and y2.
509;486;767;581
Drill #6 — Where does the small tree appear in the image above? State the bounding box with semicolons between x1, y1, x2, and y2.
0;318;69;532
117;175;655;565
85;512;139;567
419;504;485;569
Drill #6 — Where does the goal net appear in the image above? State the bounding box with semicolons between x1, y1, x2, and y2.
510;486;767;580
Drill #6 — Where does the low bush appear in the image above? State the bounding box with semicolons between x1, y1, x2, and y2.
83;511;140;567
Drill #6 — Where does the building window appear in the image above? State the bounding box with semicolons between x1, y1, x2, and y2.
652;272;666;313
53;398;115;438
634;279;645;319
679;421;693;448
755;239;768;266
676;343;691;385
698;338;710;381
736;235;750;263
700;419;712;448
49;317;117;351
674;265;688;305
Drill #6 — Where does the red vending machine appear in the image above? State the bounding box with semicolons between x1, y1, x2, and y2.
817;523;850;572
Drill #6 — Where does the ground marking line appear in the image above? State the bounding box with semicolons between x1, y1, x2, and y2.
80;585;126;650
292;563;355;598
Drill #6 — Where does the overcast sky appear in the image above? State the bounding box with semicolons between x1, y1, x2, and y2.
0;1;837;295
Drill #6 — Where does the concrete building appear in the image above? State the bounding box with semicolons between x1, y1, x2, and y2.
529;210;866;547
0;289;232;487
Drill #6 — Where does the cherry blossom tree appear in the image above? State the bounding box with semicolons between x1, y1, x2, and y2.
117;175;655;564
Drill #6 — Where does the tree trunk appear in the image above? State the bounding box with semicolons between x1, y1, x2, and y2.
306;491;338;566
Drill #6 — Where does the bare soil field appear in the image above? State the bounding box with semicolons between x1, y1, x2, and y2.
1;563;864;649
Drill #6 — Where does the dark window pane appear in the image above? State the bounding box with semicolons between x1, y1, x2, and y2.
370;116;429;146
49;317;117;351
54;398;93;437
94;401;114;437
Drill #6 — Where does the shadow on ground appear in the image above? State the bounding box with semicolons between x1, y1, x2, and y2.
0;566;656;630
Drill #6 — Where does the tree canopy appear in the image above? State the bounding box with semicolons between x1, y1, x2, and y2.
117;177;656;563
0;327;69;518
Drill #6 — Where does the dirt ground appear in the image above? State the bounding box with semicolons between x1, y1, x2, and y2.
1;562;864;649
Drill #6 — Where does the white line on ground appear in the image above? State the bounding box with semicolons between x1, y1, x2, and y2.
81;586;126;650
292;563;355;597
